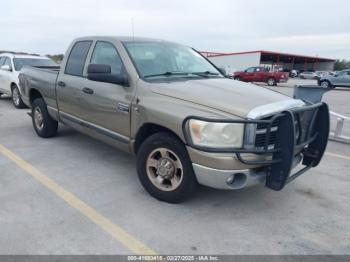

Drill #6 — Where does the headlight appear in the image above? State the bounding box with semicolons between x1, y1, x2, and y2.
187;119;244;148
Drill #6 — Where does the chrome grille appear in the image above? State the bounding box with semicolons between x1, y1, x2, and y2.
254;118;280;149
254;108;318;150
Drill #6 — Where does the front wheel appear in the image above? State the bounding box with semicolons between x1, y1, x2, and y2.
320;80;333;89
234;77;241;81
12;85;26;109
32;98;58;138
267;78;276;86
136;132;198;203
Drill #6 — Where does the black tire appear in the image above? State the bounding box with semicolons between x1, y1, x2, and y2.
31;98;58;138
267;77;276;86
234;77;241;81
11;84;26;109
136;132;198;203
319;80;333;89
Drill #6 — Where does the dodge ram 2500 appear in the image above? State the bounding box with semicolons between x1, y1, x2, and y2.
19;36;329;203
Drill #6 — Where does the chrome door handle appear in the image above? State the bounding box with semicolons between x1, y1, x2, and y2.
82;87;94;95
58;81;66;87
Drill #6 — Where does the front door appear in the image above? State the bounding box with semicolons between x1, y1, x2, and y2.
0;57;13;95
337;71;350;87
80;41;133;139
243;67;256;82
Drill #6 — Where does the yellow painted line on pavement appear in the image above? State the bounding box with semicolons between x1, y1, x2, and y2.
0;144;156;255
325;152;350;161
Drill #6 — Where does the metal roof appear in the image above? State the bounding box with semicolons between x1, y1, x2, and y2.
202;50;336;62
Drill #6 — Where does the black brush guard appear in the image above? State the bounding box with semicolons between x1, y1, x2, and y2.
183;102;330;191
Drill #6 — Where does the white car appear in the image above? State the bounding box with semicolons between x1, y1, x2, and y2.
0;53;57;108
299;71;320;80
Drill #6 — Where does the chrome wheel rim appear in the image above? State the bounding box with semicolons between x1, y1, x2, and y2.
12;88;20;106
268;79;274;85
146;148;183;191
34;107;44;131
321;82;329;88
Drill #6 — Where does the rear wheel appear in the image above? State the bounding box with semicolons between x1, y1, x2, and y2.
31;98;58;138
267;78;276;86
136;132;198;203
11;85;26;109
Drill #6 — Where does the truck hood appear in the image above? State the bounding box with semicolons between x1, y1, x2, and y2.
150;78;304;118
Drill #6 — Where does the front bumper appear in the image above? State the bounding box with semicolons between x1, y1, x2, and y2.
186;102;329;191
192;153;303;190
192;163;265;190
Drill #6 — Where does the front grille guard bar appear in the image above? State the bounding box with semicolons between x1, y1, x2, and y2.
183;102;325;157
183;102;330;191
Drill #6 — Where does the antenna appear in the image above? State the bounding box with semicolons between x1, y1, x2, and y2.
131;18;135;42
131;18;136;58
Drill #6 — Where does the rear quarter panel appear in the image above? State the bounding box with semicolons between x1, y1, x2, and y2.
19;67;59;109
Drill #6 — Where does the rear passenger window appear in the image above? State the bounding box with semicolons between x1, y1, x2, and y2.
65;41;92;76
90;42;124;74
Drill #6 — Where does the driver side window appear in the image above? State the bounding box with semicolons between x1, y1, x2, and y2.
90;41;124;75
3;57;12;70
0;57;5;66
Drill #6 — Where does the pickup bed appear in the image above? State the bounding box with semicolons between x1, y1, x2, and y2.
19;36;329;203
233;66;289;86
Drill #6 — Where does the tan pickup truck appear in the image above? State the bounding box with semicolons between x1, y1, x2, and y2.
19;36;329;203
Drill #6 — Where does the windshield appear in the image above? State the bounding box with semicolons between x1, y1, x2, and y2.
13;58;57;71
123;41;222;79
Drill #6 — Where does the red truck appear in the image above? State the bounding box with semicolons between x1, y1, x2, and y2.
233;66;289;86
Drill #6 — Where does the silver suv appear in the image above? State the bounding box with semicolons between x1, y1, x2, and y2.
318;69;350;88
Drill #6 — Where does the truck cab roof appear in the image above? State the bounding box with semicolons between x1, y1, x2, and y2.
73;36;181;44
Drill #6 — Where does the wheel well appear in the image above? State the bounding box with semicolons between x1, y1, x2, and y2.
10;82;17;91
134;123;183;154
29;89;43;106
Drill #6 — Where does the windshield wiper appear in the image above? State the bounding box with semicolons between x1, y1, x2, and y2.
144;71;190;78
191;71;220;77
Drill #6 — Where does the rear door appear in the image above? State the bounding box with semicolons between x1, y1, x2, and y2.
56;40;93;120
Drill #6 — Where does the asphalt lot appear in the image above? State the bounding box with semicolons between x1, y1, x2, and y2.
0;80;350;255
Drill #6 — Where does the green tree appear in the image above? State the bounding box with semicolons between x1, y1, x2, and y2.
334;59;350;71
46;54;64;64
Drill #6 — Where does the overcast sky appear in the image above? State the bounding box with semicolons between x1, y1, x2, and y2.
1;0;350;59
